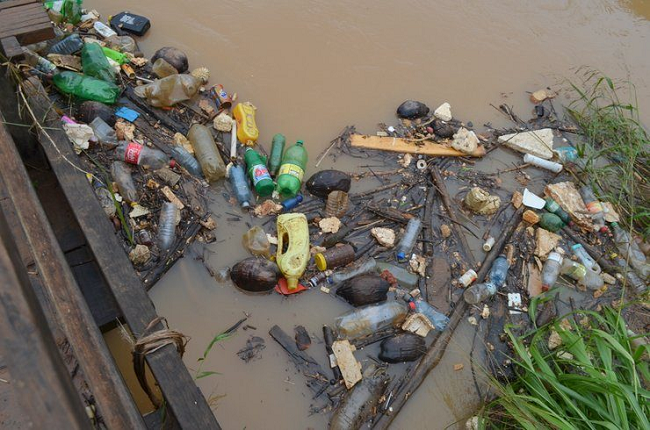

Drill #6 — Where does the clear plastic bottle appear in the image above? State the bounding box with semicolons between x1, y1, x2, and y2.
335;301;408;339
579;186;608;233
242;226;271;258
560;260;587;281
396;218;422;262
541;252;563;291
110;161;138;203
134;74;200;108
93;21;117;38
158;202;179;251
171;146;203;178
407;299;449;331
580;270;604;291
326;191;349;218
89;117;118;148
327;258;377;285
48;34;84;55
22;48;57;74
116;142;171;170
463;254;509;304
187;124;226;182
571;243;601;275
152;58;178;78
105;35;137;53
610;222;649;279
375;262;419;288
614;258;646;293
229;164;252;208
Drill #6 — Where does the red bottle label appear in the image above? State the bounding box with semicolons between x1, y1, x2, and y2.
124;142;142;165
252;163;271;185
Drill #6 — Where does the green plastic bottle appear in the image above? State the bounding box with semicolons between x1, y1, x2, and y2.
544;198;572;225
52;71;121;104
269;133;286;177
539;212;565;233
244;148;274;197
81;43;116;82
276;140;307;197
102;47;128;65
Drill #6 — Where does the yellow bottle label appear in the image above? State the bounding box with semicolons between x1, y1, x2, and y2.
278;163;304;182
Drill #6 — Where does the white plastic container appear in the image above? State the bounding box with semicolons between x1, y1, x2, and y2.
93;21;118;38
523;153;563;173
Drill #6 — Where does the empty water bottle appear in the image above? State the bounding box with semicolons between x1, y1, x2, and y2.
158;202;178;251
49;34;84;55
90;117;118;148
22;48;57;74
110;161;138;203
464;254;510;304
571;243;601;274
396;218;422;262
614;258;647;293
560;259;587;281
375;262;419;288
579;186;608;233
610;222;649;279
116;142;171;170
187;124;226;182
229;164;252;208
335;301;408;339
171;146;203;178
541;252;563;291
328;258;377;285
404;296;449;330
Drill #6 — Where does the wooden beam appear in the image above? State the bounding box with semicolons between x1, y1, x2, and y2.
0;0;40;11
350;134;486;157
0;36;23;60
21;77;221;429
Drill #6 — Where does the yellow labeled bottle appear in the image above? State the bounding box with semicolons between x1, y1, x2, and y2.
276;213;309;290
233;102;259;146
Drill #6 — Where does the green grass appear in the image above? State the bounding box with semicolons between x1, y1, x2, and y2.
565;69;650;238
480;305;649;429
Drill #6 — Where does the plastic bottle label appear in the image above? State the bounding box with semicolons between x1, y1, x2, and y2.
251;163;271;185
278;163;304;182
585;201;603;214
124;142;142;164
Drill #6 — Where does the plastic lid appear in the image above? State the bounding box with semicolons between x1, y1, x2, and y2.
314;253;327;271
169;159;176;168
396;251;406;261
296;140;304;146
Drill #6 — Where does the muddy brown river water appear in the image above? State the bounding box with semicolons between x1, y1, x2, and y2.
85;0;650;428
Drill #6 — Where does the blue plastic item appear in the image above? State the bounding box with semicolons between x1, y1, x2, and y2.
281;194;303;211
115;107;140;122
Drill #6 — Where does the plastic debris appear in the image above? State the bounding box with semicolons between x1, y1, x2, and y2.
371;227;396;247
464;187;501;215
433;102;452;121
498;128;555;159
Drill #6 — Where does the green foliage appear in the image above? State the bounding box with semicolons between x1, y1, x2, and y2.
481;307;649;429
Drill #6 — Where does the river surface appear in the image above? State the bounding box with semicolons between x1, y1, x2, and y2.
86;0;650;428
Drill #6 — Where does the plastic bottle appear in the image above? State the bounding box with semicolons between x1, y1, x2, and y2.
22;48;57;74
281;194;303;212
482;237;495;252
81;43;117;83
610;223;649;279
458;269;478;287
541;252;563;291
308;272;330;288
49;34;84;55
315;244;355;271
523;154;563;173
396;218;422;262
463;254;509;304
93;21;118;38
539;212;565;233
52;71;120;104
560;260;587;281
335;301;408;339
171;146;203;178
133;74;200;108
229;164;252;208
152;58;178;78
406;299;449;331
374;262;419;288
326;191;349;218
544;198;572;225
580;270;604;291
571;243;601;275
244;148;274;196
102;47;128;65
47;0;82;24
614;258;646;293
158;202;178;252
116;142;171;170
89;117;118;148
242;226;271;258
105;35;137;54
187;124;226;182
579;186;608;233
327;258;377;285
232;102;259;146
276;213;310;290
276;141;308;197
269;133;286;176
110;161;138;203
554;146;578;163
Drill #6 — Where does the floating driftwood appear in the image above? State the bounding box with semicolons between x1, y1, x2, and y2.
350;134;486;157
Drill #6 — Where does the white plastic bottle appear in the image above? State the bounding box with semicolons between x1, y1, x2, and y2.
158;202;179;251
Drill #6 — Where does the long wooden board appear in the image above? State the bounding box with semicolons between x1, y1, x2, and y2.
350;134;485;157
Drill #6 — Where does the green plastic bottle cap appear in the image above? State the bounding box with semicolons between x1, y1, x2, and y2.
314;253;327;271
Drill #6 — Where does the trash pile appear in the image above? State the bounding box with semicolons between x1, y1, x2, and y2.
10;2;649;427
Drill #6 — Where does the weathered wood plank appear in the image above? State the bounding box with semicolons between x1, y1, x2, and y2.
350;134;486;157
22;77;221;429
0;0;40;11
0;36;23;60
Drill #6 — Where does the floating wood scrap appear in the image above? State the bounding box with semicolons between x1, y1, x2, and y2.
350;134;485;157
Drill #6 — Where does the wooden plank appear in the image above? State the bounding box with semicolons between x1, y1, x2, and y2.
22;77;221;429
0;110;146;429
0;17;51;35
0;208;89;430
0;0;39;11
3;23;54;46
350;134;486;157
0;36;23;60
0;3;45;20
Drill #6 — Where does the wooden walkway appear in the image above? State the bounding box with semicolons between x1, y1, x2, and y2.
0;0;55;59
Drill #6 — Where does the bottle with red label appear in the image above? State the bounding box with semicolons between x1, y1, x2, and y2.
244;148;274;196
116;142;172;170
579;185;608;233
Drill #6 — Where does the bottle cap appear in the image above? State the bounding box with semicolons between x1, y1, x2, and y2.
314;253;327;271
547;252;563;263
571;243;582;250
408;301;416;311
396;251;406;261
169;159;176;168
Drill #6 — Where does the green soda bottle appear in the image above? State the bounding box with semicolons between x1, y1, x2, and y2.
102;47;129;65
52;71;121;104
276;140;307;197
269;133;286;177
244;148;274;197
539;212;565;233
544;198;572;225
81;43;116;82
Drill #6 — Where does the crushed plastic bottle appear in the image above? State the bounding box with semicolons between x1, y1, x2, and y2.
328;258;377;285
374;262;418;288
171;146;203;178
276;213;310;290
335;301;408;339
187;124;226;182
541;252;563;291
89;117;118;148
614;258;647;293
396;218;422;262
48;33;83;55
242;226;271;258
326;191;349;218
105;35;138;54
116;142;171;170
554;146;578;163
157;202;179;251
579;186;608;233
52;71;121;104
81;43;117;83
269;133;286;176
134;74;200;108
232;102;259;146
463;254;509;304
22;48;57;74
276;140;308;197
404;295;449;331
571;243;601;275
110;161;138;203
93;21;117;38
245;148;274;196
229;164;252;208
611;222;649;280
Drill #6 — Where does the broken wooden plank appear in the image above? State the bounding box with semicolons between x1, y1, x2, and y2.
350;134;485;157
0;36;23;60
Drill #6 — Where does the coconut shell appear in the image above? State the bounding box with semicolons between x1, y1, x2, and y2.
336;274;389;307
230;257;279;293
151;47;189;73
396;100;430;120
432;119;457;138
378;332;426;363
306;170;351;198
